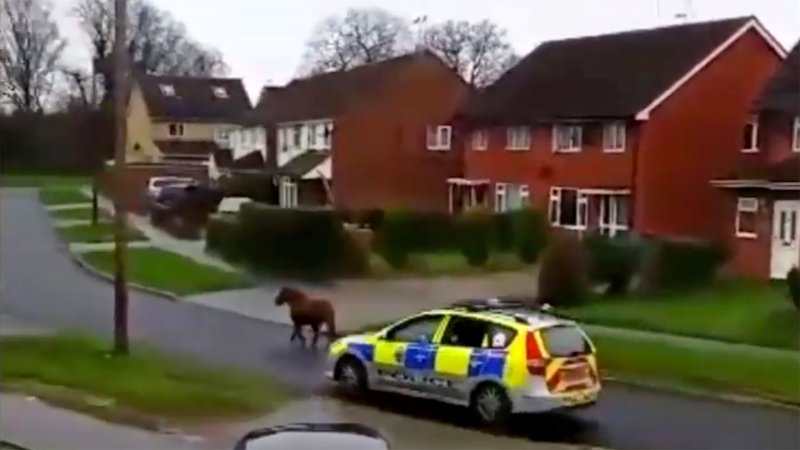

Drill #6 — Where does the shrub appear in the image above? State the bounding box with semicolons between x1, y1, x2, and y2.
206;214;245;261
492;212;515;251
456;209;493;267
208;203;366;278
512;208;548;264
217;173;276;203
639;238;726;293
787;267;800;311
375;209;456;268
537;235;590;307
584;233;643;295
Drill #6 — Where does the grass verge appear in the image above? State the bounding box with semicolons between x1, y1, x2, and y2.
51;206;108;221
81;247;253;295
39;188;89;206
58;222;147;243
564;281;799;351
0;334;290;424
1;173;90;188
591;330;800;405
369;251;530;277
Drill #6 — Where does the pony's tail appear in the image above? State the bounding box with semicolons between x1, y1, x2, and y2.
326;311;338;340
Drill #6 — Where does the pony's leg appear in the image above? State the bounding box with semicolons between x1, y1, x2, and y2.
310;323;320;350
292;323;305;347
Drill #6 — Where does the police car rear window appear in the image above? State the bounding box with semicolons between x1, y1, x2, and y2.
539;325;591;357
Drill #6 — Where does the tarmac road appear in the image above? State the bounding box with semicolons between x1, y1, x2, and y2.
2;188;798;450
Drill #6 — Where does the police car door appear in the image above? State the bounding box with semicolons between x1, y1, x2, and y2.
373;314;445;394
433;315;492;402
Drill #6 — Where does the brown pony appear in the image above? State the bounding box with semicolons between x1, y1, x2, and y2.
274;287;337;349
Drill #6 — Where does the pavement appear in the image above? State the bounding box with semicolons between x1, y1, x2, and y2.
2;188;800;450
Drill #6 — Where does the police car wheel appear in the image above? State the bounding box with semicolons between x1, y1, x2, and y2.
471;383;510;427
336;357;366;395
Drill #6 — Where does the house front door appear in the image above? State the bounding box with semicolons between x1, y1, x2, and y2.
770;200;800;279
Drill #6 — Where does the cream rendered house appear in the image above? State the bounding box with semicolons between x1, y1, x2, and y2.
125;72;252;165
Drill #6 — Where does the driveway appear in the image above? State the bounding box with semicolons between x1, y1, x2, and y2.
2;188;798;450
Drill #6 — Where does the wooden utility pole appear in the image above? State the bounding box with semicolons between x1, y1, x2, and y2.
90;58;100;226
112;0;130;355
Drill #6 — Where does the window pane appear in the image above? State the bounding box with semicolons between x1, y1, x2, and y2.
387;315;443;343
560;189;578;225
742;123;754;149
738;210;757;235
616;195;630;225
441;317;489;348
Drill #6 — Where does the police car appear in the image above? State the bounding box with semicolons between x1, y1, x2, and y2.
326;298;600;426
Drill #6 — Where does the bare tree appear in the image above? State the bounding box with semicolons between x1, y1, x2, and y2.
0;0;65;111
422;19;517;88
300;7;412;75
74;0;227;91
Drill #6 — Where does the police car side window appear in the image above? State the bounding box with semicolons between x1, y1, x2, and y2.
385;315;443;343
441;317;489;348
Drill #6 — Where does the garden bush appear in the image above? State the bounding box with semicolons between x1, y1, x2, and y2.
787;267;800;311
208;203;366;278
492;212;515;251
217;173;276;203
206;214;245;261
375;209;456;268
512;208;548;264
584;233;643;295
537;235;590;307
638;238;726;293
456;209;493;267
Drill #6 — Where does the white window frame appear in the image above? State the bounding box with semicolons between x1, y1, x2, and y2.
549;187;588;230
168;123;184;137
308;125;318;148
427;125;452;151
212;86;229;98
552;124;583;153
599;194;630;237
159;84;175;96
742;116;759;153
735;197;758;239
602;122;626;153
293;125;302;148
472;130;488;151
280;177;298;208
793;117;800;153
494;183;507;213
322;123;333;148
506;127;530;150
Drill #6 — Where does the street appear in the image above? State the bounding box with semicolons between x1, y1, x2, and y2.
1;188;799;450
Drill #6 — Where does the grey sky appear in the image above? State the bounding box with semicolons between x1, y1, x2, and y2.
53;0;800;100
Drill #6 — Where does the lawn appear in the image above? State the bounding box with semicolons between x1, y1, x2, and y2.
0;334;290;421
39;188;89;205
58;222;147;243
369;251;530;277
591;330;800;405
564;281;800;350
51;206;108;221
1;172;90;188
81;248;253;295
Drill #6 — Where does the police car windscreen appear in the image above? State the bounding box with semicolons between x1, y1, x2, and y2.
540;325;590;357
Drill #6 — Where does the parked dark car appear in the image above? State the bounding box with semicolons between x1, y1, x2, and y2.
149;183;224;239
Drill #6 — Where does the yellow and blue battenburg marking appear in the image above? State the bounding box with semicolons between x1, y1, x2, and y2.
348;342;375;361
467;349;506;378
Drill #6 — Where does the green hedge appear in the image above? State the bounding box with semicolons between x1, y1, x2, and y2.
206;204;366;278
537;235;590;307
456;209;493;267
640;238;726;292
584;234;643;295
511;208;548;264
375;209;457;268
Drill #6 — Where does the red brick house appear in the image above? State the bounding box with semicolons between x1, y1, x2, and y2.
712;41;799;279
253;50;471;211
456;17;785;242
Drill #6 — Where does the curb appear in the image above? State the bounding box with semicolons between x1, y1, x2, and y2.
0;441;31;450
66;247;179;302
602;374;800;412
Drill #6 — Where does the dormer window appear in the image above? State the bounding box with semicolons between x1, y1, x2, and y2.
159;84;175;96
212;86;228;99
742;116;758;152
